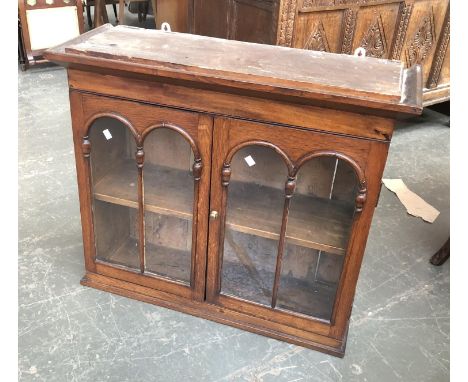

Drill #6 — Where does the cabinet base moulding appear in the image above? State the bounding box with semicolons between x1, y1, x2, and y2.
81;272;347;357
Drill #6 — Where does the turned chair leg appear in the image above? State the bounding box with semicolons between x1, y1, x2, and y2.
112;3;118;20
86;3;92;28
430;238;450;266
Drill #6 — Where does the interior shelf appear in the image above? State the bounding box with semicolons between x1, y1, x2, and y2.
100;236;191;284
94;160;193;220
93;160;354;255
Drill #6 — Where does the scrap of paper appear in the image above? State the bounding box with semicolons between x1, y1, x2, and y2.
382;178;440;223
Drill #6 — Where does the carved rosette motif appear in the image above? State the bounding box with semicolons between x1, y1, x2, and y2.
391;2;413;60
341;9;357;54
405;11;436;67
277;0;298;46
360;16;387;58
305;21;330;52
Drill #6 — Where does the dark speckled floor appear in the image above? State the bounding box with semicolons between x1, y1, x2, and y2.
19;13;449;382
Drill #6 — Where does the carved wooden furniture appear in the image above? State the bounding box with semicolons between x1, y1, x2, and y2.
92;0;150;27
44;24;422;356
18;0;85;70
192;0;449;106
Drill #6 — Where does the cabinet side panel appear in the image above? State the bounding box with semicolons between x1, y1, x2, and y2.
69;89;97;273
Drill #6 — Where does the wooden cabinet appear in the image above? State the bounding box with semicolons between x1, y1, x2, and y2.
193;0;280;44
191;0;450;106
45;24;422;356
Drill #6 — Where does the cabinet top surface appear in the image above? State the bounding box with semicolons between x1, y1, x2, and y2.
45;24;422;116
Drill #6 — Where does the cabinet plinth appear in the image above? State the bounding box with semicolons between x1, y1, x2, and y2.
44;24;422;357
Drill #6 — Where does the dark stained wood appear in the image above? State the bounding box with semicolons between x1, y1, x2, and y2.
45;25;422;357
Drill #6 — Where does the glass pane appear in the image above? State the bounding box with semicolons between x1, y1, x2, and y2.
89;117;139;269
143;128;194;284
221;146;288;306
277;158;357;320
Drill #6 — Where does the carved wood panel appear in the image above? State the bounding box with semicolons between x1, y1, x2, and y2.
351;3;401;59
192;0;449;105
399;0;448;86
292;10;344;52
288;0;450;105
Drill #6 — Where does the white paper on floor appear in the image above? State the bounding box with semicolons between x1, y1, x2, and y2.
382;178;440;223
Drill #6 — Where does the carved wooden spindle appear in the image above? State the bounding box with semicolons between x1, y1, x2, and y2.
221;164;232;186
216;163;233;293
190;157;202;287
192;158;203;181
136;146;145;273
355;181;367;213
82;136;91;158
271;176;296;309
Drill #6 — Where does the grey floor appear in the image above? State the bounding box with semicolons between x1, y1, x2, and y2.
19;15;450;382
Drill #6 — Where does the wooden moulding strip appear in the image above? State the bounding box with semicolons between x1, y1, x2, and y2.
82;272;346;357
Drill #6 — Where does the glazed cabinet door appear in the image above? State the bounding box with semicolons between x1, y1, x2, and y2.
70;91;211;301
206;117;388;337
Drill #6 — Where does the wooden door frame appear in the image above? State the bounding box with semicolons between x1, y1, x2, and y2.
69;90;212;302
206;116;389;339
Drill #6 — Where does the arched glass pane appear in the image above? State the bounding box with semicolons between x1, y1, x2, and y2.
221;146;288;306
89;117;139;270
143;128;194;284
277;158;357;320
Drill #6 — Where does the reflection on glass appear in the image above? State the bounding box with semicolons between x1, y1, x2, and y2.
89;117;139;269
221;146;288;306
277;158;357;321
143;128;194;284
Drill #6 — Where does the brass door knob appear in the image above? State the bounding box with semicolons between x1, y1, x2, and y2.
210;210;219;219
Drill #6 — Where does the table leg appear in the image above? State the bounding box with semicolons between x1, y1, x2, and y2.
94;0;109;27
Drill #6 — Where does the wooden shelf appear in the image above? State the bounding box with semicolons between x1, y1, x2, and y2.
227;182;354;255
94;161;193;220
99;236;191;284
93;160;354;255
